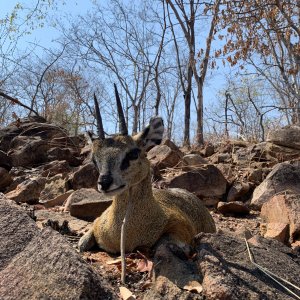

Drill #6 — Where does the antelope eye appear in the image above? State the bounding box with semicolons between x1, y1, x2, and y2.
127;148;140;160
120;148;140;171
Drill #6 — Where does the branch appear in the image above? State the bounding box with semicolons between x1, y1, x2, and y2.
0;91;39;116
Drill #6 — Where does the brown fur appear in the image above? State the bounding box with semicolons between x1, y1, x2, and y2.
79;118;216;254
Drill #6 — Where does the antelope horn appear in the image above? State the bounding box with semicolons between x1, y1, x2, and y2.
93;93;105;140
114;83;128;135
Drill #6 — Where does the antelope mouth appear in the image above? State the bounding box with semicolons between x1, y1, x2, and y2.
102;184;126;196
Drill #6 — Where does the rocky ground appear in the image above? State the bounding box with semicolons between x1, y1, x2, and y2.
0;116;300;299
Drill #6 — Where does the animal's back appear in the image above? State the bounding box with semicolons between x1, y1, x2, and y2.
153;188;216;243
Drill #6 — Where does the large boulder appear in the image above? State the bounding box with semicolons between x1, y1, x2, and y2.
0;168;12;191
261;193;300;244
251;161;300;209
148;144;183;170
167;165;227;200
195;233;300;299
0;197;117;299
8;136;50;167
69;162;98;190
0;151;12;171
5;177;46;204
267;125;300;150
147;232;300;300
64;188;112;221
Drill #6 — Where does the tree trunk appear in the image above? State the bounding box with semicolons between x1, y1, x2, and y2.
196;80;204;145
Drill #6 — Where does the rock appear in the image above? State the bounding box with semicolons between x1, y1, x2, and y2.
35;210;91;235
253;142;300;162
0;167;13;191
40;174;69;201
261;193;300;244
144;237;204;300
263;222;289;244
0;199;117;299
217;201;250;215
69;162;98;190
210;152;231;164
267;125;300;150
8;136;50;167
251;162;300;209
0;151;12;171
5;177;46;203
64;188;112;221
201;143;215;157
41;191;74;208
227;181;251;202
0;195;38;270
47;147;81;166
182;154;208;166
195;232;300;299
147;144;183;170
167;165;227;199
40;160;72;177
162;139;179;151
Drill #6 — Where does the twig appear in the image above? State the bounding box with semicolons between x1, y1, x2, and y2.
120;188;133;284
0;91;39;116
245;238;300;299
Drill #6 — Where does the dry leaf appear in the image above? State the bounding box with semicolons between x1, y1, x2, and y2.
119;286;136;300
136;258;153;273
183;281;203;293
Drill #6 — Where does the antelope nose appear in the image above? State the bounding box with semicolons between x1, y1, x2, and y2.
98;174;113;191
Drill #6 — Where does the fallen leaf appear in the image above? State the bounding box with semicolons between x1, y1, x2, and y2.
136;258;153;273
119;286;136;300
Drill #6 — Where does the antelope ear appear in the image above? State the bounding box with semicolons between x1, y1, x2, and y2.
85;131;98;145
134;117;164;151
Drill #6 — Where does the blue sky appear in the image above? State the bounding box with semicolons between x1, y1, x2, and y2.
0;0;230;137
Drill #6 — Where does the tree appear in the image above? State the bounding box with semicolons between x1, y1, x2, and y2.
166;0;221;146
219;0;300;124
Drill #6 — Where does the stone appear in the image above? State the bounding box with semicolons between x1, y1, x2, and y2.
217;201;250;215
69;162;98;190
195;232;300;300
147;144;183;170
40;174;69;201
64;188;112;221
253;142;300;162
227;181;251;202
251;162;300;209
0;167;13;191
5;177;46;203
47;147;81;166
41;191;74;208
167;165;227;199
261;193;300;244
182;154;208;166
0;199;116;299
161;139;179;151
8;136;51;167
201;143;215;157
210;152;231;164
40;160;72;177
35;210;91;235
0;150;12;171
263;222;289;244
267;125;300;150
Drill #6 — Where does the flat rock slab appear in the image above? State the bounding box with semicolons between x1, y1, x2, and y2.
217;201;250;215
64;188;112;221
0;196;117;300
35;210;91;234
